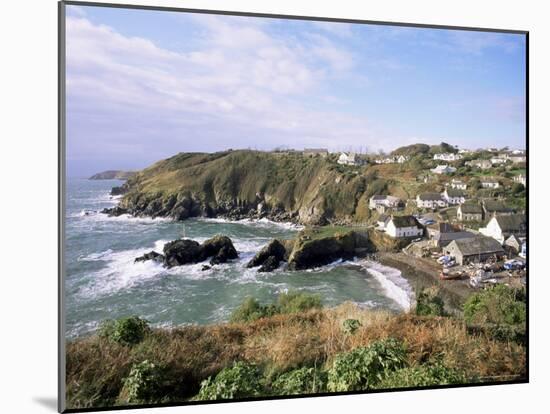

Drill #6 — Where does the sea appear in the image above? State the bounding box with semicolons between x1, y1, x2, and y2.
64;178;414;339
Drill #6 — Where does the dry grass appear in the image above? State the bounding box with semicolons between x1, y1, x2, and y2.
66;303;526;409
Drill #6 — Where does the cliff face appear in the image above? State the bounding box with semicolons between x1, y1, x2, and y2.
114;150;379;225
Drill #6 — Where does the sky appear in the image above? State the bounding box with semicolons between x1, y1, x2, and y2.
65;4;527;177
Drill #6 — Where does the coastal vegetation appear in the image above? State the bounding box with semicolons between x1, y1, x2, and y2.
66;290;526;409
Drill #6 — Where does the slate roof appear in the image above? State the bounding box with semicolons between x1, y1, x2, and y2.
459;203;483;214
483;200;514;213
445;189;466;197
418;193;443;201
390;215;421;228
447;236;504;256
495;214;526;232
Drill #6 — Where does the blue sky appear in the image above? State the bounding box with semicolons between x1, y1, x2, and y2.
65;4;526;177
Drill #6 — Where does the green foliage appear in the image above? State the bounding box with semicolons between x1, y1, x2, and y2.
342;319;362;335
230;291;322;323
118;360;163;404
415;287;447;317
277;291;322;314
271;367;327;395
463;285;526;342
99;316;150;346
327;338;408;392
512;183;525;195
229;297;278;323
196;362;263;400
376;362;468;389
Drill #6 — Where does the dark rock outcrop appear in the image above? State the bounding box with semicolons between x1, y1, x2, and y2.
247;239;286;270
110;185;128;196
258;256;281;272
134;251;164;263
150;235;239;268
163;239;205;268
101;206;129;217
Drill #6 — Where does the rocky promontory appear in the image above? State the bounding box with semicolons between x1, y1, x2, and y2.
89;170;135;180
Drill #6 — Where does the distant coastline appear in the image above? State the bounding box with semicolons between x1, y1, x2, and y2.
89;170;135;180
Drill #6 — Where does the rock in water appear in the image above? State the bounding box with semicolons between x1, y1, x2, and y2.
134;251;164;263
101;206;128;217
247;239;286;269
202;235;238;263
163;239;205;268
258;255;280;272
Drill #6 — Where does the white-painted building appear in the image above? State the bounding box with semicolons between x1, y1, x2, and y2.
337;152;364;166
431;165;457;175
479;214;526;244
490;157;507;165
416;193;448;209
369;195;403;210
450;179;467;190
513;174;526;186
442;188;467;205
466;159;492;169
385;215;424;238
433;153;463;162
481;180;500;189
374;155;409;164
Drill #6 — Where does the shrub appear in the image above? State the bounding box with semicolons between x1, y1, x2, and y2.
271;367;327;395
327;338;407;392
415;287;446;317
99;316;150;345
342;319;362;335
230;292;322;323
375;362;468;389
195;362;263;400
277;291;322;314
463;285;526;343
118;360;163;404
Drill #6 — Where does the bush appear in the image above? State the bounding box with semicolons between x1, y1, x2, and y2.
118;360;163;404
271;367;327;395
230;291;322;323
463;285;526;343
342;319;362;335
375;362;468;389
327;338;407;392
277;291;322;314
196;362;263;400
415;287;447;317
99;316;151;345
463;285;526;326
230;298;277;323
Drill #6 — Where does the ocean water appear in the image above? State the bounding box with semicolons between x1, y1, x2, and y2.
64;178;414;338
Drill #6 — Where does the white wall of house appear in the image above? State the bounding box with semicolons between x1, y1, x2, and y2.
481;182;500;189
416;196;448;209
479;217;504;243
386;220;423;238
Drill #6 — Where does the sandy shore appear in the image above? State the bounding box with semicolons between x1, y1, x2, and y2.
377;252;474;314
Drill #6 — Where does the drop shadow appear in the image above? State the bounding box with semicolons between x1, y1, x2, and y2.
33;397;58;412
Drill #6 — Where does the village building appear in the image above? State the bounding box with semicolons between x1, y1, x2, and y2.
450;179;467;190
431;165;456;175
374;155;409;164
482;200;514;217
416;193;448;209
368;195;404;212
457;203;483;222
509;155;526;163
442;188;467;205
466;159;492;170
303;148;328;158
377;214;390;229
433;153;462;162
337;152;365;166
479;214;526;244
427;222;475;248
512;149;525;155
443;236;505;266
513;174;526;186
385;215;424;238
503;234;523;255
481;179;500;189
490;157;507;165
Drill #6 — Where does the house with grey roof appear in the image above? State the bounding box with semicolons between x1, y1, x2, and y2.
480;214;526;243
443;236;505;265
457;203;483;222
427;222;475;248
416;193;448;209
385;215;424;238
482;200;514;217
442;188;467;205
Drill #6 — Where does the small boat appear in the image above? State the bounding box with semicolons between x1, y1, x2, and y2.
439;269;463;280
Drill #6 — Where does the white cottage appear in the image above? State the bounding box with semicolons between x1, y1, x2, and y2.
442;188;467;205
416;193;448;209
385;215;424;238
431;165;456;175
479;214;526;243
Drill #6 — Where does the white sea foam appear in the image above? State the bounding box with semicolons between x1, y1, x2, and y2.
198;217;303;230
359;260;413;311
